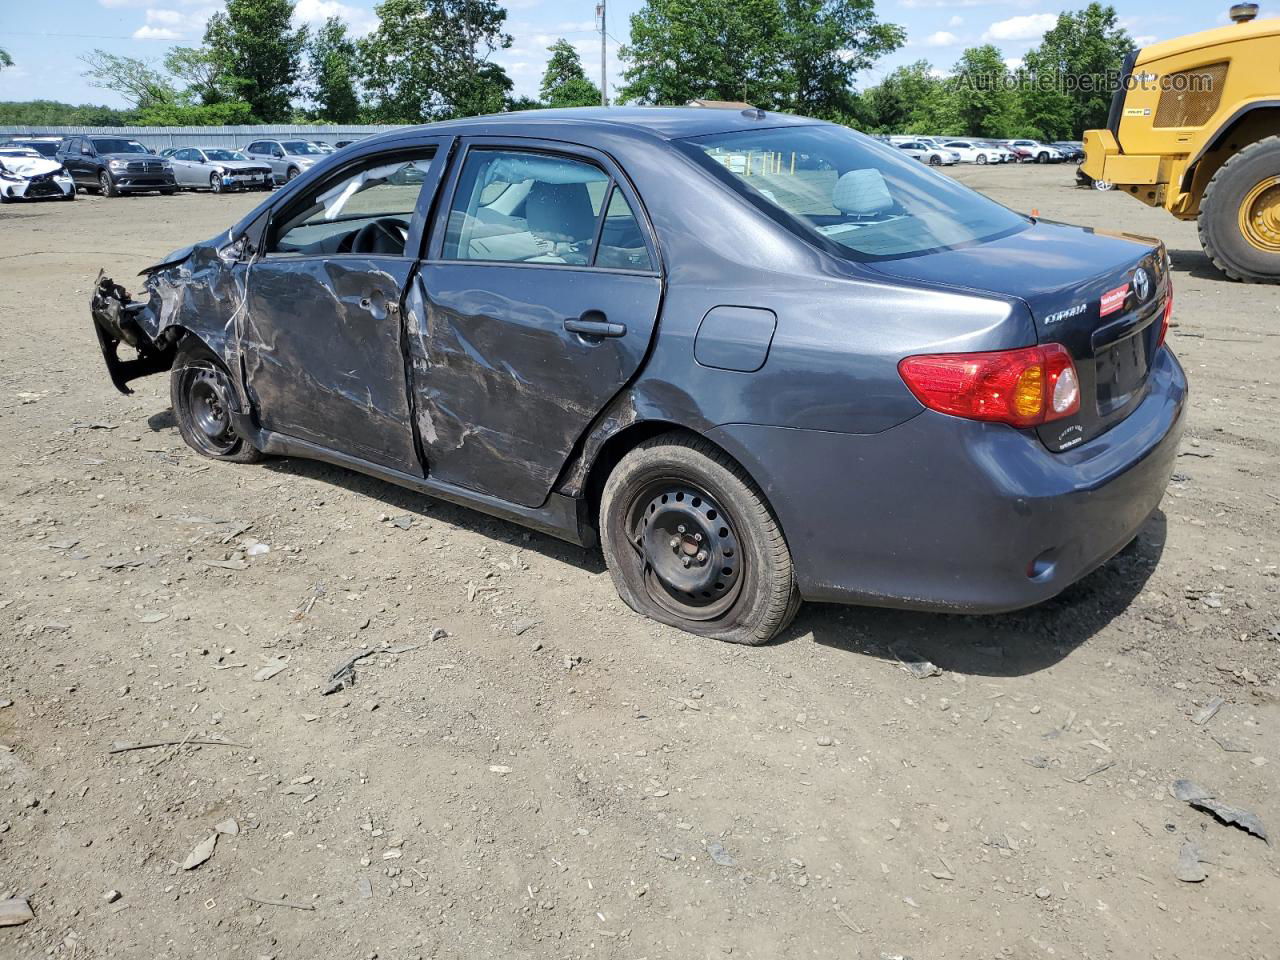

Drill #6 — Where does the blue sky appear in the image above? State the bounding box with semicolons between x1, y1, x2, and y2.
0;0;1247;107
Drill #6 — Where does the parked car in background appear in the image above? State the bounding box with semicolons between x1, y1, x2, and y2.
894;140;959;165
308;141;337;153
168;146;274;192
1052;141;1085;162
243;139;328;183
1;136;62;158
56;136;176;197
974;141;1016;163
0;145;76;202
941;140;1002;164
90;108;1185;645
1005;140;1063;163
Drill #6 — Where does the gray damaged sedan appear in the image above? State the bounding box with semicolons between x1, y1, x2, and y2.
168;147;274;193
90;108;1186;645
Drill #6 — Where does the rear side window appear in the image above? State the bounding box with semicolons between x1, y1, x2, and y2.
442;148;654;271
683;125;1025;260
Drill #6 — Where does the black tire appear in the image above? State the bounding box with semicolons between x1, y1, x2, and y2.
1198;135;1280;283
286;166;300;181
976;154;988;165
99;171;117;198
170;341;263;463
929;154;941;166
161;187;177;196
210;172;223;194
599;433;800;645
1036;152;1048;164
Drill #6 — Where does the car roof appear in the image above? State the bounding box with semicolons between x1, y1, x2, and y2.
376;106;826;143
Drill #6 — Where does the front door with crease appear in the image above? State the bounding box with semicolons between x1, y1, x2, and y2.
243;140;449;474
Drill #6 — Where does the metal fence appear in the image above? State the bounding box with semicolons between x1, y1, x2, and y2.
0;124;410;151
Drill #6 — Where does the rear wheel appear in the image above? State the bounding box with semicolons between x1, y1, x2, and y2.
599;434;800;645
99;171;117;198
1200;135;1280;283
170;342;263;463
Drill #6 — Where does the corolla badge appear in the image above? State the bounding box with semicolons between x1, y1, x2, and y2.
1044;303;1087;325
1133;267;1151;302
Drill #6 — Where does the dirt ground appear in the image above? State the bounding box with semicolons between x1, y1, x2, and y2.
1;161;1276;960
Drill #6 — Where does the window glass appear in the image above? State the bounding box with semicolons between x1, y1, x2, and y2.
246;142;263;153
683;125;1025;259
283;140;326;156
443;149;609;265
91;138;149;155
204;149;244;162
266;152;436;257
595;188;654;271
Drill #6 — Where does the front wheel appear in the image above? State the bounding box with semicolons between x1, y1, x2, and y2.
99;171;117;197
599;434;800;645
929;154;941;166
1199;135;1280;283
976;154;988;165
209;172;223;194
286;166;300;181
170;342;263;463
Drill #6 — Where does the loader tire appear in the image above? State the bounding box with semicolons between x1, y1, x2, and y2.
1199;135;1280;283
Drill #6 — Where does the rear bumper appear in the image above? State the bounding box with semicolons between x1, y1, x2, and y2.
707;347;1187;613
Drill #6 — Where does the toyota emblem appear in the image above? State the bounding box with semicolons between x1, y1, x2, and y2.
1133;267;1151;302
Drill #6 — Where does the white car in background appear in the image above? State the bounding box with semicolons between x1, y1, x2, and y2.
893;140;959;166
940;140;1005;164
0;146;76;202
1004;139;1063;163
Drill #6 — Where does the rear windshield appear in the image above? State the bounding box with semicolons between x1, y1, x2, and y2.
92;138;149;155
682;125;1026;260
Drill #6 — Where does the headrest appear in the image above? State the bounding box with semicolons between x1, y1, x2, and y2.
832;169;893;216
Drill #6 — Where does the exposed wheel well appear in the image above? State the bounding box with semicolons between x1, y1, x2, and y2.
1183;106;1280;205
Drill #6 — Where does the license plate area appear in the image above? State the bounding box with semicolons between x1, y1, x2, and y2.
1095;329;1149;416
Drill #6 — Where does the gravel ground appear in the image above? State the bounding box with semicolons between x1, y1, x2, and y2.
0;161;1277;960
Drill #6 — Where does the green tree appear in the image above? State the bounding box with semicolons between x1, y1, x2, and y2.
307;16;361;121
618;0;903;118
505;95;544;112
359;0;513;122
0;100;136;126
135;100;256;125
204;0;307;121
859;60;950;133
0;48;13;71
79;50;176;108
1020;3;1132;137
539;39;601;107
164;46;234;106
949;45;1018;137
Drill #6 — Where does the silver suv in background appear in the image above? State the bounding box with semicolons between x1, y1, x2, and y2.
243;139;328;184
893;140;959;165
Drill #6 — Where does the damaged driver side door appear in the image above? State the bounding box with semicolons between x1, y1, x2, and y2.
243;140;450;474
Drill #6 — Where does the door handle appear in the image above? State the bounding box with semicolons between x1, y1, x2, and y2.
564;315;626;339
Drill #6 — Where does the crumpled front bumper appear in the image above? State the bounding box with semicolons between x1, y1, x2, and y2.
89;273;175;394
1;175;74;200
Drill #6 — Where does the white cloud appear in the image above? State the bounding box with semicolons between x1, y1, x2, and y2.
1004;56;1024;70
132;24;183;40
982;13;1057;42
293;0;378;36
903;0;1036;8
919;31;959;47
1132;34;1158;45
145;8;184;25
948;15;964;27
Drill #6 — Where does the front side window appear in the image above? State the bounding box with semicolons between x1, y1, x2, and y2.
266;151;436;257
683;125;1026;260
283;140;326;156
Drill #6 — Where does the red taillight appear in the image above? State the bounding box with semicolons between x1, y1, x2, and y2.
898;344;1080;428
1157;279;1173;347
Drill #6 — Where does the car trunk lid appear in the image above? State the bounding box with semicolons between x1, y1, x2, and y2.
869;220;1168;451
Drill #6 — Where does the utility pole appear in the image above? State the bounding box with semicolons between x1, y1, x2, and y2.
596;0;607;106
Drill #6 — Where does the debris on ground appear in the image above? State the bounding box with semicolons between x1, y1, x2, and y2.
707;841;737;867
253;658;288;682
1190;696;1225;726
320;642;425;695
0;898;34;927
109;737;249;754
1176;842;1208;882
893;649;942;679
1171;779;1269;843
183;833;218;870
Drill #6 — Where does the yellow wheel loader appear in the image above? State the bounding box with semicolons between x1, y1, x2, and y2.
1082;3;1280;282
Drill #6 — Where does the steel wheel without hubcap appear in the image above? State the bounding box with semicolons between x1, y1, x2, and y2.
181;365;238;456
629;481;743;621
1238;176;1280;253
